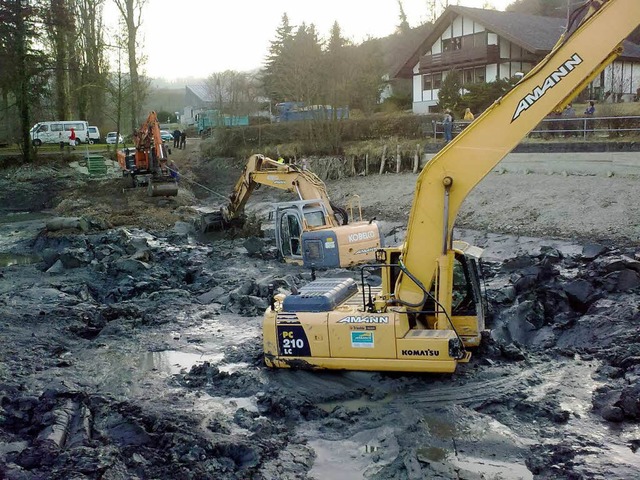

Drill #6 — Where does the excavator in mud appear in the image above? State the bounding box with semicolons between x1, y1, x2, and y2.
263;0;640;373
202;154;382;268
117;111;178;197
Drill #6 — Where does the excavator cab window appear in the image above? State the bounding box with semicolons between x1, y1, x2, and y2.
279;212;302;257
304;210;326;228
452;254;478;316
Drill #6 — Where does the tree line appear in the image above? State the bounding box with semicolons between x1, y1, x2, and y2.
203;14;388;124
0;0;145;162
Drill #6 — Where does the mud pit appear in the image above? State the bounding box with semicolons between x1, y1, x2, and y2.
1;145;640;479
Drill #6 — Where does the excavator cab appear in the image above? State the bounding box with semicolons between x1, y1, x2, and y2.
274;200;331;265
274;199;383;269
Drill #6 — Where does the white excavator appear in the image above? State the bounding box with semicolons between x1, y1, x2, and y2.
263;0;640;373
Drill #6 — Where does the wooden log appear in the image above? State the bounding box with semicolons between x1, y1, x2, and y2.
379;145;387;175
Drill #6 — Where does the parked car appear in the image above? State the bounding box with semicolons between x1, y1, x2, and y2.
105;132;124;145
87;126;101;144
160;130;173;142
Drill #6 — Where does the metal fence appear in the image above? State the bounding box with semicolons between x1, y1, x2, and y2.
432;115;640;140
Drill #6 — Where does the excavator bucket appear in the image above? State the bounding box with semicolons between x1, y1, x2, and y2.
200;211;226;233
147;180;178;197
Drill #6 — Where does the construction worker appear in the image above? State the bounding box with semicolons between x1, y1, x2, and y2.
277;156;284;164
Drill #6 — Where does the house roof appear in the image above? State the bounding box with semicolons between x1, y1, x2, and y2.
395;5;640;79
363;23;434;80
186;85;214;103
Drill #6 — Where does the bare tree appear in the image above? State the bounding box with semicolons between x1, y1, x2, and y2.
206;70;261;121
77;0;108;126
45;0;73;119
112;0;146;131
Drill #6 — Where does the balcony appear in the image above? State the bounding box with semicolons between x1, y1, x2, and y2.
419;45;500;73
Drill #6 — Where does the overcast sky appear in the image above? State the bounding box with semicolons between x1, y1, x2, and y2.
105;0;514;80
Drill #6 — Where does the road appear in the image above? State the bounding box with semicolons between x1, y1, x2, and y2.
423;151;640;177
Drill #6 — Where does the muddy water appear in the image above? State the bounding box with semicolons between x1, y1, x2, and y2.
0;253;40;267
1;203;639;480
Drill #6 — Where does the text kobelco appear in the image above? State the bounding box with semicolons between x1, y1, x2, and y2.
348;231;376;243
338;316;389;324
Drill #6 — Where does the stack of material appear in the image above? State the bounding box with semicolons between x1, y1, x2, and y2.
86;155;107;175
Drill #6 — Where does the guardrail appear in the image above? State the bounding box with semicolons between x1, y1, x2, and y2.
432;115;640;140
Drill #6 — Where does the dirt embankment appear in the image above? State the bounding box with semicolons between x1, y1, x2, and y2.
0;147;639;479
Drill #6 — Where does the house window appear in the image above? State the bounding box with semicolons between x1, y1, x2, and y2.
462;68;487;85
433;72;443;89
423;74;433;91
463;69;474;85
442;37;461;52
461;32;485;50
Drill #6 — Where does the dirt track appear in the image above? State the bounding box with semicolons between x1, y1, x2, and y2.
1;143;639;479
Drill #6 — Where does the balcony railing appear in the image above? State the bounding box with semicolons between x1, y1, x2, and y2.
419;45;500;72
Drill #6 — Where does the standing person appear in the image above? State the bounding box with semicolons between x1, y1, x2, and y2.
562;103;577;137
463;108;474;120
168;160;179;182
179;130;186;150
584;100;596;136
173;129;181;148
69;128;77;149
443;109;453;143
584;100;595;116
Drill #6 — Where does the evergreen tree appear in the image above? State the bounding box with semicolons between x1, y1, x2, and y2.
263;13;293;104
0;0;49;161
396;0;411;34
438;70;462;114
278;22;323;105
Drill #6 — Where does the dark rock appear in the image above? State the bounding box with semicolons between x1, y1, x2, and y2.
582;243;607;260
114;258;150;274
243;237;265;256
562;279;594;310
197;286;226;304
46;259;65;274
619;383;640;418
59;248;93;269
601;405;625;422
612;270;640;291
500;343;526;361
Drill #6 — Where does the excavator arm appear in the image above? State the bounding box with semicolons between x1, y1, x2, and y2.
203;153;382;268
117;111;177;196
395;0;640;312
222;154;338;225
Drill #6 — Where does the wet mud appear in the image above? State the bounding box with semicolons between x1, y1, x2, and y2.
1;159;640;479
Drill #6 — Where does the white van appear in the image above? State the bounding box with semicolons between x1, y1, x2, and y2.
87;126;101;144
30;120;89;146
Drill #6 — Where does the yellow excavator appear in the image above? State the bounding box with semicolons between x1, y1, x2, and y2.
117;111;178;197
263;0;640;373
202;154;383;268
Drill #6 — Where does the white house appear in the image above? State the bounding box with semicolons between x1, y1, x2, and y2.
395;6;640;113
